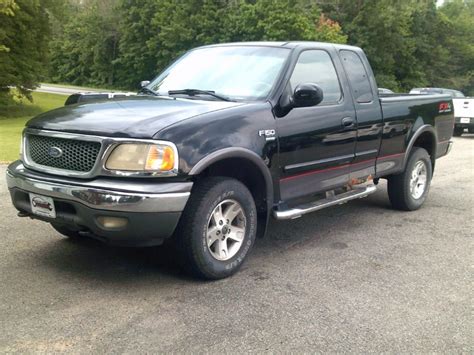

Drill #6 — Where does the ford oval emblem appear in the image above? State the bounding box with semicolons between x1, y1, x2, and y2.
48;146;63;158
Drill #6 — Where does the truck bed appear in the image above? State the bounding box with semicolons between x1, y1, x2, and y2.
376;93;454;177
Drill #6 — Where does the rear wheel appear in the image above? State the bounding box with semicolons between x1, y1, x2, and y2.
387;147;432;211
175;177;257;279
453;127;464;136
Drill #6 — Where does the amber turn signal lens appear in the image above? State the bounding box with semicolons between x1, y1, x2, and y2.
161;146;175;170
144;145;175;171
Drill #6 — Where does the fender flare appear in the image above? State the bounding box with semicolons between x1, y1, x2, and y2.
403;124;437;169
189;147;274;212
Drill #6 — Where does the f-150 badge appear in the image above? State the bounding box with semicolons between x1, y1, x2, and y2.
258;129;276;141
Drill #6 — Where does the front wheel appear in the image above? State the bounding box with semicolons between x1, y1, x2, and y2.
175;177;257;280
387;147;432;211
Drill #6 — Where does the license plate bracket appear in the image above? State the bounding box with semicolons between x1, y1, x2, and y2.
460;117;470;124
29;193;56;218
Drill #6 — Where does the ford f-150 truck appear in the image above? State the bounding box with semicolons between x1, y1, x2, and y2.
6;42;454;279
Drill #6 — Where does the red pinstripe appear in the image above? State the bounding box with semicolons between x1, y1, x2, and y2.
280;152;404;182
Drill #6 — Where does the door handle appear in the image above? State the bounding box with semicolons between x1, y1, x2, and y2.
341;117;354;128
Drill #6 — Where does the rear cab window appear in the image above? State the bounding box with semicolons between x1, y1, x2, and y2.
340;50;373;103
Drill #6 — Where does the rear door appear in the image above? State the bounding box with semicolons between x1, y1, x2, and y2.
277;48;357;201
339;49;383;183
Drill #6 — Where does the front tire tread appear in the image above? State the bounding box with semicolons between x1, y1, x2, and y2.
175;177;257;280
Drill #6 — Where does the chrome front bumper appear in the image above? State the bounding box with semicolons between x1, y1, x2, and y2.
6;161;193;245
6;161;192;213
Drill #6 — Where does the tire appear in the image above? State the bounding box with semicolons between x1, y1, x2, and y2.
453;127;464;136
51;223;82;239
175;177;257;280
387;147;432;211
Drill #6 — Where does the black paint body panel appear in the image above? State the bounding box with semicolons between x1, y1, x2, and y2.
27;96;244;139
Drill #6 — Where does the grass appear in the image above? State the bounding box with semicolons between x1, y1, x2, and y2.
0;92;66;163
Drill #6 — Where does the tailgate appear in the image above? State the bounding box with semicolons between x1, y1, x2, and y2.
453;98;474;118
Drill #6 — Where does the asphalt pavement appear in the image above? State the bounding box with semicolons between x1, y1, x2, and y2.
0;136;472;352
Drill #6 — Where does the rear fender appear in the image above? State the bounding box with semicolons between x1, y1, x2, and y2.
403;125;437;169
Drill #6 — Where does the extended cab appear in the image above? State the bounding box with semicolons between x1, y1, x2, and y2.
6;42;454;279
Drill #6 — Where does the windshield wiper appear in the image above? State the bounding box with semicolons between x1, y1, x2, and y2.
138;87;159;96
168;89;233;102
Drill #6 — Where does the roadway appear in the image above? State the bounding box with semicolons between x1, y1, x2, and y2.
0;136;472;352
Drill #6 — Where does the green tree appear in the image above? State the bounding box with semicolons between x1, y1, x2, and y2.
224;0;346;43
408;1;450;89
0;0;16;14
0;0;52;101
0;0;18;52
113;0;161;88
438;0;474;95
49;0;120;87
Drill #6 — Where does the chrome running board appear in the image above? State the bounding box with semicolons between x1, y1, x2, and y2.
273;184;377;220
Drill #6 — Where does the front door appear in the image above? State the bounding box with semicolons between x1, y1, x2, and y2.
277;49;357;202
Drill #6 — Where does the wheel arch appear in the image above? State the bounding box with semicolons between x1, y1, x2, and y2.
404;125;437;171
189;148;274;238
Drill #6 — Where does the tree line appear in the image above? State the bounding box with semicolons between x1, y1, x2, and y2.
0;0;473;103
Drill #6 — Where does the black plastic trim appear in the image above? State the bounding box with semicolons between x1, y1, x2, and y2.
403;125;437;169
189;147;274;210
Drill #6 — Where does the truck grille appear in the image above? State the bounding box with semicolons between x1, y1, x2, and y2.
26;134;101;172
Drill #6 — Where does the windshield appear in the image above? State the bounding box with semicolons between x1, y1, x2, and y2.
148;46;290;101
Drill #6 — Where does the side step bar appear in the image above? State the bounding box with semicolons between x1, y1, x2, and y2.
273;185;377;220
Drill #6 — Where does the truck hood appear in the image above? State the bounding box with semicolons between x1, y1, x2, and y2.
26;96;244;138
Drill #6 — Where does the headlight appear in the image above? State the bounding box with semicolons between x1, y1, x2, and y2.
105;143;177;173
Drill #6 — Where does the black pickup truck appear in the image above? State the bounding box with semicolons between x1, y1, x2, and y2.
7;42;454;279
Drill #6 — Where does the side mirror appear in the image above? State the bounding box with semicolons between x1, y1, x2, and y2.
292;83;324;107
140;80;150;88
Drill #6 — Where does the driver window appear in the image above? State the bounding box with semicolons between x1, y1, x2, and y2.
289;50;342;105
